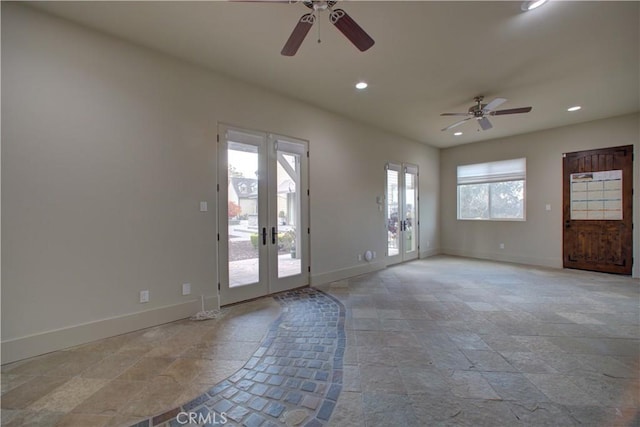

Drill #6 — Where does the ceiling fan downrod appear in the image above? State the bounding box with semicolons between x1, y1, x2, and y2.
316;9;321;43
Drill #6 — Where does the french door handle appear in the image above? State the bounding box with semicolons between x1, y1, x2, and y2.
271;227;277;245
262;227;267;245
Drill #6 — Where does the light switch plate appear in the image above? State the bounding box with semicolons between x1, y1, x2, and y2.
200;201;208;212
182;283;191;296
140;290;149;303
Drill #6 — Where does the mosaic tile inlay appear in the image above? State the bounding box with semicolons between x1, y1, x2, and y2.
131;288;345;427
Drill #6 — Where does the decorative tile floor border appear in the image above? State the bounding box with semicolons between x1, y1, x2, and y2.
130;288;346;427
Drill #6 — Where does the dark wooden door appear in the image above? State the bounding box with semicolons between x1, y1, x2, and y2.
563;145;633;275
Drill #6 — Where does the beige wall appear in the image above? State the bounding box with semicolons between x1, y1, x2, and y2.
440;113;639;278
1;4;440;362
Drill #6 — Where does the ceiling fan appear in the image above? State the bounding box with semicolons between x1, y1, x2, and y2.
441;96;532;132
280;1;375;56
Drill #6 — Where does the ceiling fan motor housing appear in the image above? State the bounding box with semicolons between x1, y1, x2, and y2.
469;104;487;117
304;1;337;11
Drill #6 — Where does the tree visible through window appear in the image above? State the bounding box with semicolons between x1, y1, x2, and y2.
457;158;526;220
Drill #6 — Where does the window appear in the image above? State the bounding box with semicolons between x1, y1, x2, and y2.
457;158;526;220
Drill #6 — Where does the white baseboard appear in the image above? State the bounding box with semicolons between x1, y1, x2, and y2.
310;251;444;287
1;295;219;364
310;261;386;286
441;248;562;269
420;248;441;259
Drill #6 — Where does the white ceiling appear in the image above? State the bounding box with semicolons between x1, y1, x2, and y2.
30;1;639;148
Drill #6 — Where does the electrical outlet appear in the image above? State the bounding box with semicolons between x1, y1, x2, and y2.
182;283;191;296
372;251;376;259
139;290;150;303
499;243;505;249
357;254;362;261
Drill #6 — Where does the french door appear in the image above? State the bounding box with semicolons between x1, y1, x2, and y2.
218;125;309;305
386;163;419;264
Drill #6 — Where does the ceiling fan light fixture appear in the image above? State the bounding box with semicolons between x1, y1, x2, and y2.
567;105;582;112
521;0;548;11
312;2;329;12
355;81;368;90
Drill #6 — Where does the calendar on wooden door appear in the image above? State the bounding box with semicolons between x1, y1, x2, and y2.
570;170;622;220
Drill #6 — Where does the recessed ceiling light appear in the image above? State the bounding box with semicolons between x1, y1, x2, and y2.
355;82;368;90
567;106;582;112
521;0;548;11
454;132;463;136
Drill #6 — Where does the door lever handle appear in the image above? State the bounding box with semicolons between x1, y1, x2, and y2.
262;227;267;245
271;227;276;245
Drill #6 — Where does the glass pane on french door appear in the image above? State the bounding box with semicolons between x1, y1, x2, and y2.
276;151;301;278
386;167;400;257
227;141;261;287
404;170;416;254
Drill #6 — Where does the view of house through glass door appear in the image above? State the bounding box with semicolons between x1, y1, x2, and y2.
386;163;419;264
218;125;309;305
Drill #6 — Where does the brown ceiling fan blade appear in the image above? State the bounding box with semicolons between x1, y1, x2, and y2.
491;106;533;116
281;13;314;56
441;113;470;116
330;9;375;52
441;117;472;131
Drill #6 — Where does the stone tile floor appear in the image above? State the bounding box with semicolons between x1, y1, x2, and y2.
2;256;639;426
125;288;346;427
1;298;282;427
